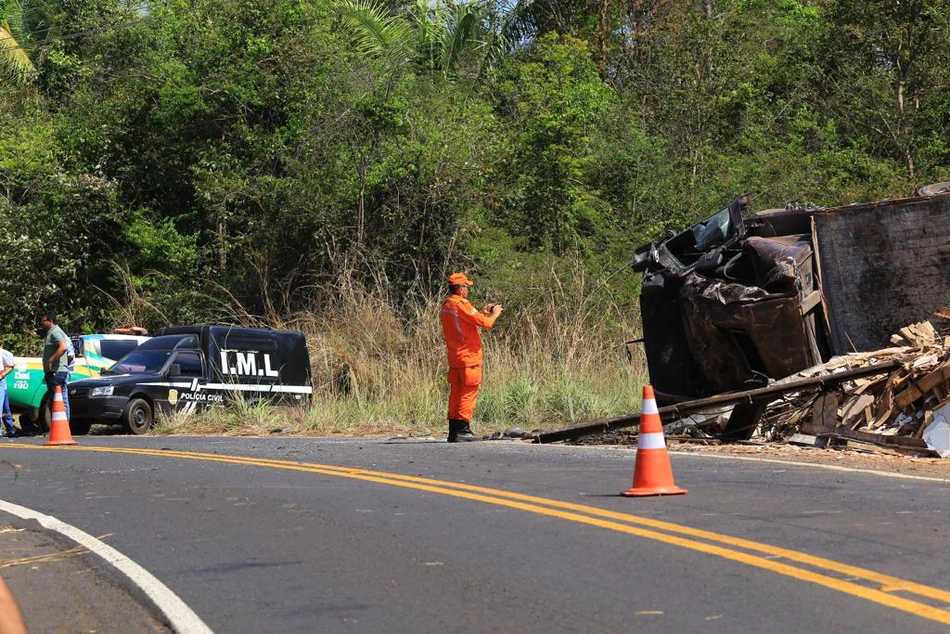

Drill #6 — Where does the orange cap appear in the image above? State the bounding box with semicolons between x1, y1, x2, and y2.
447;272;474;286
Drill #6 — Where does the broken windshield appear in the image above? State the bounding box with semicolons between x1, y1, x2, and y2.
632;198;748;276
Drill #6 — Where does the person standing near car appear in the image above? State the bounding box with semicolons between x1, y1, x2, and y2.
39;312;71;423
0;343;16;438
440;273;502;442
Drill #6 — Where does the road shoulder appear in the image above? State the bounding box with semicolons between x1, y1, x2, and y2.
0;518;172;633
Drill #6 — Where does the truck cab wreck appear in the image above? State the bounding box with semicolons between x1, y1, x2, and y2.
68;325;312;435
634;197;825;399
633;189;950;437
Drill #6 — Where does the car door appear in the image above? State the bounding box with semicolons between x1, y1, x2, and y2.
165;351;208;415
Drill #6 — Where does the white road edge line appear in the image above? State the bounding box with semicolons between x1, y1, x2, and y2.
668;451;950;482
0;499;213;634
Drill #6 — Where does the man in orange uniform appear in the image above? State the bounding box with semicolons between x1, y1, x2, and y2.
440;272;503;442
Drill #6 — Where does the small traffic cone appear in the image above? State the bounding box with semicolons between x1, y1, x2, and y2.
622;385;685;497
45;386;77;446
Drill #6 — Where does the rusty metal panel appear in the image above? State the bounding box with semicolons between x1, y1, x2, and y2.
678;274;815;393
813;196;950;353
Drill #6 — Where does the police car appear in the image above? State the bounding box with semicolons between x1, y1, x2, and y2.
9;331;150;433
68;325;312;434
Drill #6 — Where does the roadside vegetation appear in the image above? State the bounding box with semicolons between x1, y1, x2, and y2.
3;0;950;434
147;265;648;436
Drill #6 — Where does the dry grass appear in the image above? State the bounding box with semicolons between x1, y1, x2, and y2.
150;266;648;437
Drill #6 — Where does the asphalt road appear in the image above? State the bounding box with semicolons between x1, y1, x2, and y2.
0;436;948;633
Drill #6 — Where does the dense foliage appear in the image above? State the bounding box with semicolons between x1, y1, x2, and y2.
2;0;949;347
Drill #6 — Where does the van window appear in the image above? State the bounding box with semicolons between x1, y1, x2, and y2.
138;335;199;351
100;340;142;361
174;352;203;378
219;335;278;353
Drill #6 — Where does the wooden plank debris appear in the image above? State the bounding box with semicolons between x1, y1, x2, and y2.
762;312;950;455
788;433;829;448
827;429;938;455
841;393;875;430
801;393;839;435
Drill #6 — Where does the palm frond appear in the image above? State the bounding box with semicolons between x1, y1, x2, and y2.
335;0;413;61
0;20;36;84
497;0;536;54
5;0;26;35
441;7;479;77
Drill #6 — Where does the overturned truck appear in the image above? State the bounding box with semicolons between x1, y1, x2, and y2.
633;186;950;438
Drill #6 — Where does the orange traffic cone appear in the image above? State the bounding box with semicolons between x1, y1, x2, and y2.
622;385;686;497
45;386;77;446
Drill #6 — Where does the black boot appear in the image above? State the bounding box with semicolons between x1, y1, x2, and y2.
448;419;480;442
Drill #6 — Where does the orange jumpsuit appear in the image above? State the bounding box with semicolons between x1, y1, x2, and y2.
441;294;494;422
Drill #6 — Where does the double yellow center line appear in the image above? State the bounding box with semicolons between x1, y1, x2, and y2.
7;445;950;625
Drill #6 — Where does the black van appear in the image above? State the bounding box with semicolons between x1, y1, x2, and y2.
68;325;312;434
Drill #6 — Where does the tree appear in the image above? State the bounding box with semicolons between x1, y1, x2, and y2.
820;0;950;182
497;33;613;255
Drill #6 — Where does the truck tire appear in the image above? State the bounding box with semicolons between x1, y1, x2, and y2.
123;398;153;435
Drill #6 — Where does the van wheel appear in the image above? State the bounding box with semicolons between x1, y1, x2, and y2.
123;398;153;435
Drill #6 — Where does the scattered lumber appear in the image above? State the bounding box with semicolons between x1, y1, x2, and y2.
765;311;950;456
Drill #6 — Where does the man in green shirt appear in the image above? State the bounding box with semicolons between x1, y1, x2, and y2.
40;311;71;422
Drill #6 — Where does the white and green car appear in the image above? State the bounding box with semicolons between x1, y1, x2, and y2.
9;332;150;434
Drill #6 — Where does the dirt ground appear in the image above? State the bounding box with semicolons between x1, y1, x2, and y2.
566;432;950;479
668;440;950;479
